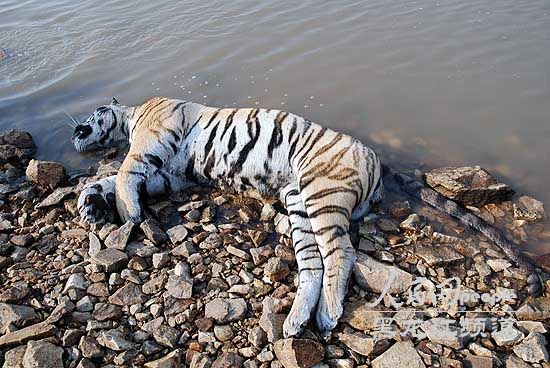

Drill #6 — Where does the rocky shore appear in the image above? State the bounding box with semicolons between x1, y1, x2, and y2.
0;129;548;368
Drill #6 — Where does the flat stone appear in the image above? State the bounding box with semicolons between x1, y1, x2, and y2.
487;259;512;272
462;353;493;368
226;245;251;260
171;241;197;257
141;220;168;245
205;298;248;324
109;283;147;306
414;244;464;267
353;252;413;293
0;322;56;348
425;166;514;206
144;350;182;368
92;248;128;272
342;301;391;331
337;331;384;357
36;187;74;208
166;224;189;244
105;221;134;250
22;339;63;368
504;354;532;368
422;318;468;349
371;341;425;368
25;159;65;189
491;326;524;347
273;338;324;368
512;332;549;363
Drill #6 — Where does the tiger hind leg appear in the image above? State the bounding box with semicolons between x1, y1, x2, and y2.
280;183;324;338
300;188;356;335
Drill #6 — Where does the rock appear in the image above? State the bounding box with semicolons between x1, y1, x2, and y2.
249;245;274;266
487;259;511;272
109;283;147;305
36;186;74;208
274;213;291;237
22;340;63;368
264;257;290;282
462;354;493;368
0;322;55;348
214;325;234;342
516;297;550;321
79;336;104;358
25;159;65;189
105;221;134;250
0;48;7;61
414;244;464;267
97;328;136;351
171;241;197;257
0;303;38;331
259;312;285;343
92;303;123;321
504;354;532;368
153;252;170;268
337;331;386;356
3;345;26;368
63;273;89;292
342;301;392;331
513;196;545;222
166;262;193;299
92;248;128;272
0;130;35;149
491;326;524;347
273;338;324;368
141;220;168;244
248;326;268;347
422;318;468;349
353;252;413;293
512;332;549;363
212;353;244;368
153;324;180;348
190;353;213;368
425;166;514;206
205;298;248;324
371;341;425;368
144;350;182;368
226;245;251;260
166;224;189;244
88;232;102;256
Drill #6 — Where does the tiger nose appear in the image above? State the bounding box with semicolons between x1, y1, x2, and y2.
73;125;92;139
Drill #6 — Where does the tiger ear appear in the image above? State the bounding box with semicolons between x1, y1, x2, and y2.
111;97;120;105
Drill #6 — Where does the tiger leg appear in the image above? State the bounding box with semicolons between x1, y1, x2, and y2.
300;188;356;334
79;170;185;224
280;183;324;338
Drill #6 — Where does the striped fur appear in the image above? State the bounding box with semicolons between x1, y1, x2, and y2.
74;97;383;336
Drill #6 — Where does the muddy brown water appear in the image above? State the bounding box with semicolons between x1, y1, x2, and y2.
0;0;548;254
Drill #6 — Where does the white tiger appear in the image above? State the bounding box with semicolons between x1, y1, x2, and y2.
73;97;542;338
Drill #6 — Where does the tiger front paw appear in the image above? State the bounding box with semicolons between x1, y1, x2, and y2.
78;185;116;224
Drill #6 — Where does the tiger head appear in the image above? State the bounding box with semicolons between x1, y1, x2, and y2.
72;98;128;152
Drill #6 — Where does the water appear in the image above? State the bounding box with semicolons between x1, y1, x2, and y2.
1;0;549;252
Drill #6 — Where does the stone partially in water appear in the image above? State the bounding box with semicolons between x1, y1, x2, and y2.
424;166;514;206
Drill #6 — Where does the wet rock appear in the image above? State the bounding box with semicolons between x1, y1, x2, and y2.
92;248;128;272
22;339;63;368
25;159;65;189
264;257;290;282
513;195;545;222
0;130;36;165
512;332;548;363
211;353;244;368
0;303;38;331
414;244;464;267
425;166;514;206
109;283;147;305
105;221;134;250
353;252;413;293
371;341;425;368
273;338;324;368
205;298;248;324
141;219;168;244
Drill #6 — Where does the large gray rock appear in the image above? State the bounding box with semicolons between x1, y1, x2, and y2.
371;341;425;368
108;283;147;306
424;166;514;206
0;303;38;331
273;338;324;368
92;248;128;272
105;221;134;251
353;252;413;294
512;332;549;363
205;298;247;324
166;262;193;299
2;345;26;368
22;340;63;368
